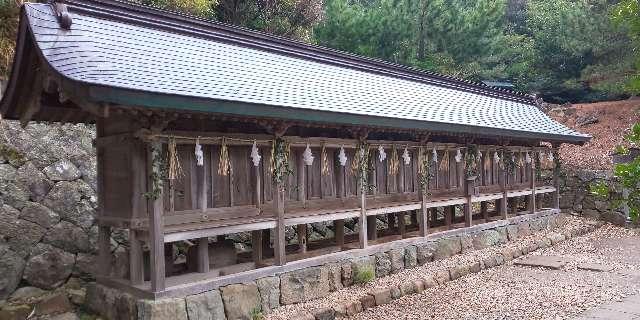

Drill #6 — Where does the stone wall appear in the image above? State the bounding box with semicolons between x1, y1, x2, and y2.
85;210;564;320
0;121;105;318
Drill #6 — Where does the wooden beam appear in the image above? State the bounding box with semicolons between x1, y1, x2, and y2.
196;158;209;273
148;141;166;292
419;194;429;237
359;188;368;249
129;229;144;285
530;155;536;213
464;200;472;227
552;146;561;209
196;238;209;273
500;163;508;220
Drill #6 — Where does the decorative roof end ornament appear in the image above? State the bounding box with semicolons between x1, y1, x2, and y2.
51;0;73;30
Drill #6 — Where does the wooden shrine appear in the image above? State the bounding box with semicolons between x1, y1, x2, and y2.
0;0;590;298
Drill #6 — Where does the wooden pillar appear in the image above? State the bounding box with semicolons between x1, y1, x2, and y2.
273;180;286;265
387;213;397;232
359;190;367;249
334;220;345;248
445;206;453;229
419;194;429;237
481;201;488;221
196;157;209;273
367;216;377;241
530;155;536;214
252;230;263;265
552;145;560;209
148;141;166;292
499;161;508;220
430;208;438;224
398;212;407;238
129;229;144;284
464;200;472;227
510;198;518;215
297;224;307;253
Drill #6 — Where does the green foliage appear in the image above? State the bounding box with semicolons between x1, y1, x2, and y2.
250;307;264;320
0;0;21;77
612;0;640;94
0;143;24;164
591;123;640;222
464;145;480;178
270;137;293;187
143;143;167;200
353;265;375;284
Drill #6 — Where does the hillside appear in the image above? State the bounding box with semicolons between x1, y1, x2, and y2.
547;99;640;170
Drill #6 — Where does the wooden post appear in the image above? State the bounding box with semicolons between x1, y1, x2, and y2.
297;224;307;253
297;150;306;205
129;229;144;284
274;180;286;265
419;194;429;237
367;216;377;241
148;141;166;292
445;206;453;229
398;212;406;238
552;145;561;209
464;200;472;227
530;153;536;214
481;201;488;221
510;198;518;215
196;156;209;273
334;220;345;249
251;230;263;265
499;160;508;220
387;213;397;232
359;190;367;249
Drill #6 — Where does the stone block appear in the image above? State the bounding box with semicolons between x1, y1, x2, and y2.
34;293;73;316
22;244;75;290
0;305;32;320
434;238;461;260
422;276;436;289
256;276;279;313
389;286;401;299
404;246;417;269
374;252;391;278
0;246;25;301
220;283;260;320
460;234;474;253
472;230;504;250
185;290;226;320
449;265;470;280
548;232;565;245
399;281;414;296
413;280;425;293
388;249;405;274
369;288;391;306
311;307;336;320
514;255;568;270
482;255;497;269
85;283;137;320
280;266;330;305
517;222;531;238
351;256;375;281
359;294;376;310
137;298;188;320
494;253;505;266
291;312;315;320
416;242;436;265
344;300;362;316
469;262;481;273
495;227;509;244
326;263;343;292
527;242;539;253
506;224;519;241
341;261;353;287
500;248;514;261
434;270;450;285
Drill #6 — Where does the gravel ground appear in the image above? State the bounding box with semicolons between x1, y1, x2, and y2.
266;215;628;320
351;223;640;320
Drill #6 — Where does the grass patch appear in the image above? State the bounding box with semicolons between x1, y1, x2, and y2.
353;265;375;284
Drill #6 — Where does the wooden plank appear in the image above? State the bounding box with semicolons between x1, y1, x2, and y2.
129;229;144;285
530;157;536;214
464;198;472;227
165;219;276;242
397;212;406;238
359;186;368;249
285;209;360;226
197;238;209;273
366;203;421;216
297;150;306;205
471;192;503;202
500;165;508;220
419;193;429;237
445;206;453;230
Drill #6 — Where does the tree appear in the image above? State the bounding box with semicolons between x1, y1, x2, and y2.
136;0;215;16
612;0;640;93
0;0;21;78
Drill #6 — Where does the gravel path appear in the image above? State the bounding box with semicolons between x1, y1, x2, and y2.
266;216;633;320
351;223;640;320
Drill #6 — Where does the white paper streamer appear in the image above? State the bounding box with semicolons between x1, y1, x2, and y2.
303;144;314;166
547;151;554;162
402;147;411;165
338;146;348;166
250;140;261;167
432;148;438;163
493;151;500;163
455;149;462;163
194;137;204;166
525;152;532;164
378;145;387;162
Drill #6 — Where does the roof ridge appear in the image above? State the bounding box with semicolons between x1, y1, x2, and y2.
58;0;536;104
